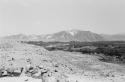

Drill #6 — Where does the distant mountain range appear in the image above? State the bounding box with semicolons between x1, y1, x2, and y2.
101;34;125;41
2;29;125;42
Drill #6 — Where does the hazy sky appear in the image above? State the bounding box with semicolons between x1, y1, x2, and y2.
0;0;125;36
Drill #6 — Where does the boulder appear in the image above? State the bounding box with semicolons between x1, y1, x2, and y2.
13;67;23;76
2;70;8;76
0;68;4;77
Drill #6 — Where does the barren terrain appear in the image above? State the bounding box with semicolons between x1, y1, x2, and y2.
0;40;125;82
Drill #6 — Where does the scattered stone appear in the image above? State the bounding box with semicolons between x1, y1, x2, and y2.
2;70;8;76
12;67;23;76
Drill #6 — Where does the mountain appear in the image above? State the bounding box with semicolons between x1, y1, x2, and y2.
1;30;105;42
101;34;125;41
3;30;125;42
2;34;40;41
43;30;105;42
2;34;29;40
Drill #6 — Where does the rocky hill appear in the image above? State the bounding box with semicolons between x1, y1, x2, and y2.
0;40;125;82
43;30;104;42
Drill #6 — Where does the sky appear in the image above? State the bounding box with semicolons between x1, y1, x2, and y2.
0;0;125;36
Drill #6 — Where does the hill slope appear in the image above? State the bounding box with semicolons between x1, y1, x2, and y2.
0;41;125;82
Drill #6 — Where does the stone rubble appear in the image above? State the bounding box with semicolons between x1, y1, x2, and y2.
0;41;125;82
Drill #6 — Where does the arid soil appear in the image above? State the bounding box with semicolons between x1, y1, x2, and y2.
0;40;125;82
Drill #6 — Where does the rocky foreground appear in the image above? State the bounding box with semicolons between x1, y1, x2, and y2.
0;40;125;82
